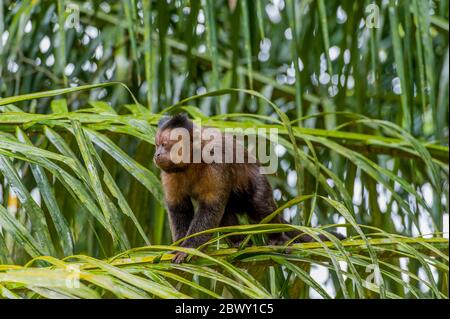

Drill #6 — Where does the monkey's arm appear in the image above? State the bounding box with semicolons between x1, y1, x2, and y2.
182;200;226;248
167;197;194;242
172;198;226;264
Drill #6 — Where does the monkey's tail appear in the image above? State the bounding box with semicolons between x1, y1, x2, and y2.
279;217;346;243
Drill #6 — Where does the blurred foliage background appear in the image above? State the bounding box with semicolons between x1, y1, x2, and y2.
0;0;448;298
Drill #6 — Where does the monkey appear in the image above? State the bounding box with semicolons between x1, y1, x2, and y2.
153;113;344;263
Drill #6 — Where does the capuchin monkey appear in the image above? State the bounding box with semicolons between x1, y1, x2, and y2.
154;114;344;263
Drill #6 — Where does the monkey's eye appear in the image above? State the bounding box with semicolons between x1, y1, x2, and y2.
161;141;168;147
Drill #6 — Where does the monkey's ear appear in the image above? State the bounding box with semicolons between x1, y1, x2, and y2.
158;116;171;128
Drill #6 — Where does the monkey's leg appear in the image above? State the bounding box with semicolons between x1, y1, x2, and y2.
172;200;226;263
167;197;194;242
247;177;290;245
220;211;246;247
248;174;344;243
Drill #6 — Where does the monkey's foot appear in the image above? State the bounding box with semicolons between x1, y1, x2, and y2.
268;234;291;246
268;238;284;245
229;240;253;249
172;251;188;264
268;234;293;253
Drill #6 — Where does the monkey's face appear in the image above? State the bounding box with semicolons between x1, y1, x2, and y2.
154;128;190;172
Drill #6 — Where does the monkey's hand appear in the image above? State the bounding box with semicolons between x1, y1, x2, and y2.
172;251;188;264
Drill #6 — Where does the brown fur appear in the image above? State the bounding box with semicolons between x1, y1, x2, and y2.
154;114;344;263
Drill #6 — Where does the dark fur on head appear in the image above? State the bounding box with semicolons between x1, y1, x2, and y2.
158;113;193;132
158;116;171;128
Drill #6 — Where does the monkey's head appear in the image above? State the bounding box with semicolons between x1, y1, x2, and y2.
154;113;194;173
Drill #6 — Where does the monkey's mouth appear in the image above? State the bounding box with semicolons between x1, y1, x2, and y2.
154;156;188;173
154;156;173;169
153;156;165;168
